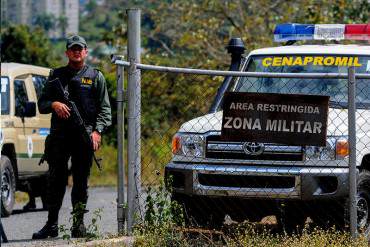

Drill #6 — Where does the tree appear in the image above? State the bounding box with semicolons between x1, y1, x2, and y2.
83;0;370;144
1;25;61;67
58;15;68;38
145;0;370;68
33;13;57;32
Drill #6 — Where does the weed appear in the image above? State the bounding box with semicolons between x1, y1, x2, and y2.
132;178;369;247
85;207;103;240
143;177;184;228
58;224;71;241
134;221;369;247
59;203;103;241
133;177;186;246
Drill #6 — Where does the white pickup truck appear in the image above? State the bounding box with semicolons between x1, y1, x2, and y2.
165;24;370;234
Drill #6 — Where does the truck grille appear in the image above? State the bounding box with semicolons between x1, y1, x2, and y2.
206;135;304;161
198;174;296;189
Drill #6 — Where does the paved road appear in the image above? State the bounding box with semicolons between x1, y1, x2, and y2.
2;187;118;246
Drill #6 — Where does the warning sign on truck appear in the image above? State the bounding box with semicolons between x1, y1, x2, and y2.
221;92;329;146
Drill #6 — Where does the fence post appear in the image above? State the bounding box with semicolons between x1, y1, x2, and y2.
116;60;126;234
348;66;357;238
127;8;141;234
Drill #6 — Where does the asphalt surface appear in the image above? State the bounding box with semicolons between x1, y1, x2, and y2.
1;187;119;246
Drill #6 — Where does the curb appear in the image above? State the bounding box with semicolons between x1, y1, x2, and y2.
56;236;134;247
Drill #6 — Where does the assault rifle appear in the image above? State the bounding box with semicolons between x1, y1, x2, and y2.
40;78;103;171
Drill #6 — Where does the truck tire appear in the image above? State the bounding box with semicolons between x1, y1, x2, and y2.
357;171;370;236
1;155;16;217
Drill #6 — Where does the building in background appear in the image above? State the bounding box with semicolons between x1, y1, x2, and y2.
1;0;79;39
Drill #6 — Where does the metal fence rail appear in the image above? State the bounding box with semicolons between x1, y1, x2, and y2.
113;59;370;79
114;9;370;240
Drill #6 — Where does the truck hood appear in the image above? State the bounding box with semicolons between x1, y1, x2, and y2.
179;108;370;137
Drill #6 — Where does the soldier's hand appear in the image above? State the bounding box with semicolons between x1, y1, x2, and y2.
91;131;101;151
51;101;71;119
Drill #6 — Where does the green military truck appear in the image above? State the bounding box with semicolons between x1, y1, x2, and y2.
1;63;51;216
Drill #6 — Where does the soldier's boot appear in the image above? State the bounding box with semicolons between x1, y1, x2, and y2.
71;215;87;238
71;221;87;238
71;207;87;238
32;222;58;239
32;209;59;239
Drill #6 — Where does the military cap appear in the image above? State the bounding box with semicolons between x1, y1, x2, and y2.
66;35;87;49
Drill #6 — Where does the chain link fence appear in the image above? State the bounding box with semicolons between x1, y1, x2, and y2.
114;58;370;238
114;9;370;240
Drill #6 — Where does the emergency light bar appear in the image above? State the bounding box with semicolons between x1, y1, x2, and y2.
274;23;370;42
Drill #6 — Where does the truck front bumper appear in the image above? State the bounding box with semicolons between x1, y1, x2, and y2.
165;163;352;200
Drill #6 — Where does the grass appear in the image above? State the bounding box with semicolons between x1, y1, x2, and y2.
133;223;369;247
90;144;119;187
89;135;173;187
132;179;369;247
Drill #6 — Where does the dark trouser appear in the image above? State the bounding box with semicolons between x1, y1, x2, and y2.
46;132;93;225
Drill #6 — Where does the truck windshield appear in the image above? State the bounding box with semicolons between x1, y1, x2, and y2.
234;55;370;109
1;77;10;115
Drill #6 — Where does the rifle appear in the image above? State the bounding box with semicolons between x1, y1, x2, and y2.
40;78;103;171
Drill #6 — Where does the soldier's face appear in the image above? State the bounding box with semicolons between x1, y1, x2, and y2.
66;45;88;63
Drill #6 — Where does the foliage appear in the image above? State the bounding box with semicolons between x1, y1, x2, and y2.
224;225;368;247
83;0;369;187
142;178;184;227
2;0;369;187
59;224;71;241
98;0;369;145
134;178;185;246
58;15;68;37
90;144;119;187
85;207;103;240
58;203;103;241
145;0;369;66
134;222;369;247
33;13;57;32
0;25;61;67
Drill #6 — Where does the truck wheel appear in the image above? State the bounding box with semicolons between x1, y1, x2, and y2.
1;156;16;217
357;171;370;236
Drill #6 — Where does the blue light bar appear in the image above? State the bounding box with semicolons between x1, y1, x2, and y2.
274;23;315;42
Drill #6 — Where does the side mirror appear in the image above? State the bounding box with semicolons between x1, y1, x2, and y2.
24;102;36;117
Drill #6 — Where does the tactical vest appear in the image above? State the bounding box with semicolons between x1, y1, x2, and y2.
51;65;99;127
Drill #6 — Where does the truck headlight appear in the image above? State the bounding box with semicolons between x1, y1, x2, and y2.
305;136;349;161
172;133;205;158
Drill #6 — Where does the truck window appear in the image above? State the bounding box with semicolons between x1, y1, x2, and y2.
14;79;29;117
32;75;47;100
234;55;370;109
1;77;10;115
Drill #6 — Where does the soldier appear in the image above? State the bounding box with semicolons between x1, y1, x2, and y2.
32;35;112;239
